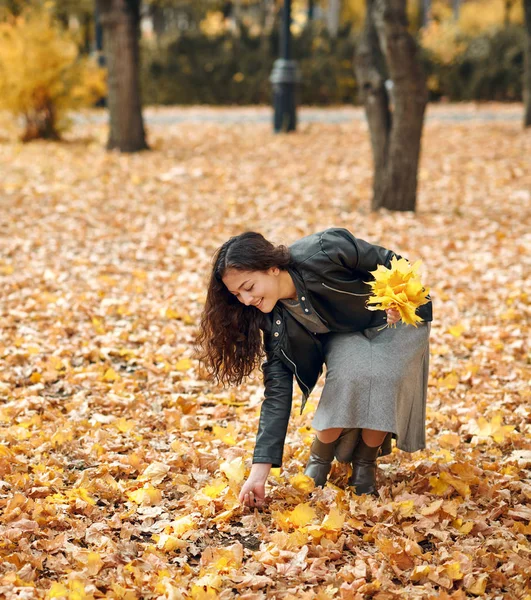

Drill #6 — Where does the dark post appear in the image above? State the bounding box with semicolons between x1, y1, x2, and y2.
94;0;106;107
308;0;315;20
270;0;299;132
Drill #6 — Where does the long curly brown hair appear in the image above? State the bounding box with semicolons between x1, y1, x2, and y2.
196;232;291;386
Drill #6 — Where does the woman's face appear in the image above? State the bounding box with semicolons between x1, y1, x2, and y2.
222;268;281;313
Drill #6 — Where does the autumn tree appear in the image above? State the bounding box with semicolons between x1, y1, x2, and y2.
355;0;427;211
96;0;148;152
0;3;105;142
524;0;531;127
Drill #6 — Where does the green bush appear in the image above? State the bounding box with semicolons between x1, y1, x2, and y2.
140;23;524;106
422;25;524;102
140;23;358;106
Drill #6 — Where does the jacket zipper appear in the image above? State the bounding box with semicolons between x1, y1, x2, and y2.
280;349;311;397
321;282;370;297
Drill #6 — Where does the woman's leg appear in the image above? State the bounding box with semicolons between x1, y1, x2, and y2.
361;428;387;447
316;427;343;443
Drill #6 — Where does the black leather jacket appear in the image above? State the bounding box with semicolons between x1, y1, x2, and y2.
252;228;433;467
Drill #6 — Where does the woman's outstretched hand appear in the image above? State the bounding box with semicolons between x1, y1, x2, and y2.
239;463;271;508
385;307;401;325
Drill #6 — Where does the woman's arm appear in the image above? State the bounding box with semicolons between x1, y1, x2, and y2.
320;228;396;273
252;353;294;467
240;353;293;507
239;463;271;507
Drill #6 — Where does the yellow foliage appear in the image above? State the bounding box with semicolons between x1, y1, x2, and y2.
421;20;466;66
421;0;524;72
366;257;430;327
0;3;106;140
460;0;522;34
103;368;120;382
220;456;246;483
202;478;228;498
170;515;196;536
468;414;514;443
200;10;228;37
212;424;238;446
288;503;318;527
289;473;316;493
86;552;104;576
321;507;345;531
127;486;162;505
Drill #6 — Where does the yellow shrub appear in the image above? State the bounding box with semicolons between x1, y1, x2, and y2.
0;3;106;141
459;0;523;34
421;0;523;71
421;20;466;65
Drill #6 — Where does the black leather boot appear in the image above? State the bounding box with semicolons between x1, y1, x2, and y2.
304;437;336;487
348;437;381;496
334;428;360;464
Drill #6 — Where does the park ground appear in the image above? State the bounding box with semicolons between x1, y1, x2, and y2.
0;104;529;599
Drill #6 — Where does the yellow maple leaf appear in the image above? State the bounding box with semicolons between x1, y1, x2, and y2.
220;457;245;483
200;545;242;576
190;584;219;600
175;358;193;371
165;307;181;319
438;432;461;449
156;533;186;552
421;498;444;516
290;473;315;493
66;487;96;506
127;486;162;505
202;478;228;498
365;257;430;327
429;475;450;496
171;515;196;536
288;503;317;527
321;507;345;531
86;551;104;575
469;415;514;444
452;518;474;534
410;565;430;581
466;573;488;595
444;561;464;580
47;583;69;598
439;371;459;390
395;500;416;517
448;324;465;337
29;372;42;384
114;417;135;433
212;424;237;446
102;367;119;382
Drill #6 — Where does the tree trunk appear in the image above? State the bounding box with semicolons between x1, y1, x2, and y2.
355;0;427;211
22;95;60;142
96;0;148;152
354;0;390;206
524;0;531;127
327;0;341;38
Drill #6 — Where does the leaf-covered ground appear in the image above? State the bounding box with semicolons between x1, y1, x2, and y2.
0;105;530;599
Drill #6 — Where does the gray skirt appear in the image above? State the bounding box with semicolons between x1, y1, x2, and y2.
312;322;431;455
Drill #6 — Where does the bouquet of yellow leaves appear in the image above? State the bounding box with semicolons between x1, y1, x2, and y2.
365;257;430;327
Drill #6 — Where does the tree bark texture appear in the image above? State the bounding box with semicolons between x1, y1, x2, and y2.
354;0;390;207
355;0;427;211
524;0;531;127
96;0;148;152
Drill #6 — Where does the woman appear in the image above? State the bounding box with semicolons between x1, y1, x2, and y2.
197;228;432;507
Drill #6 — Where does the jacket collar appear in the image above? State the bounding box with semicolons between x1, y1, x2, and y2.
286;265;314;316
